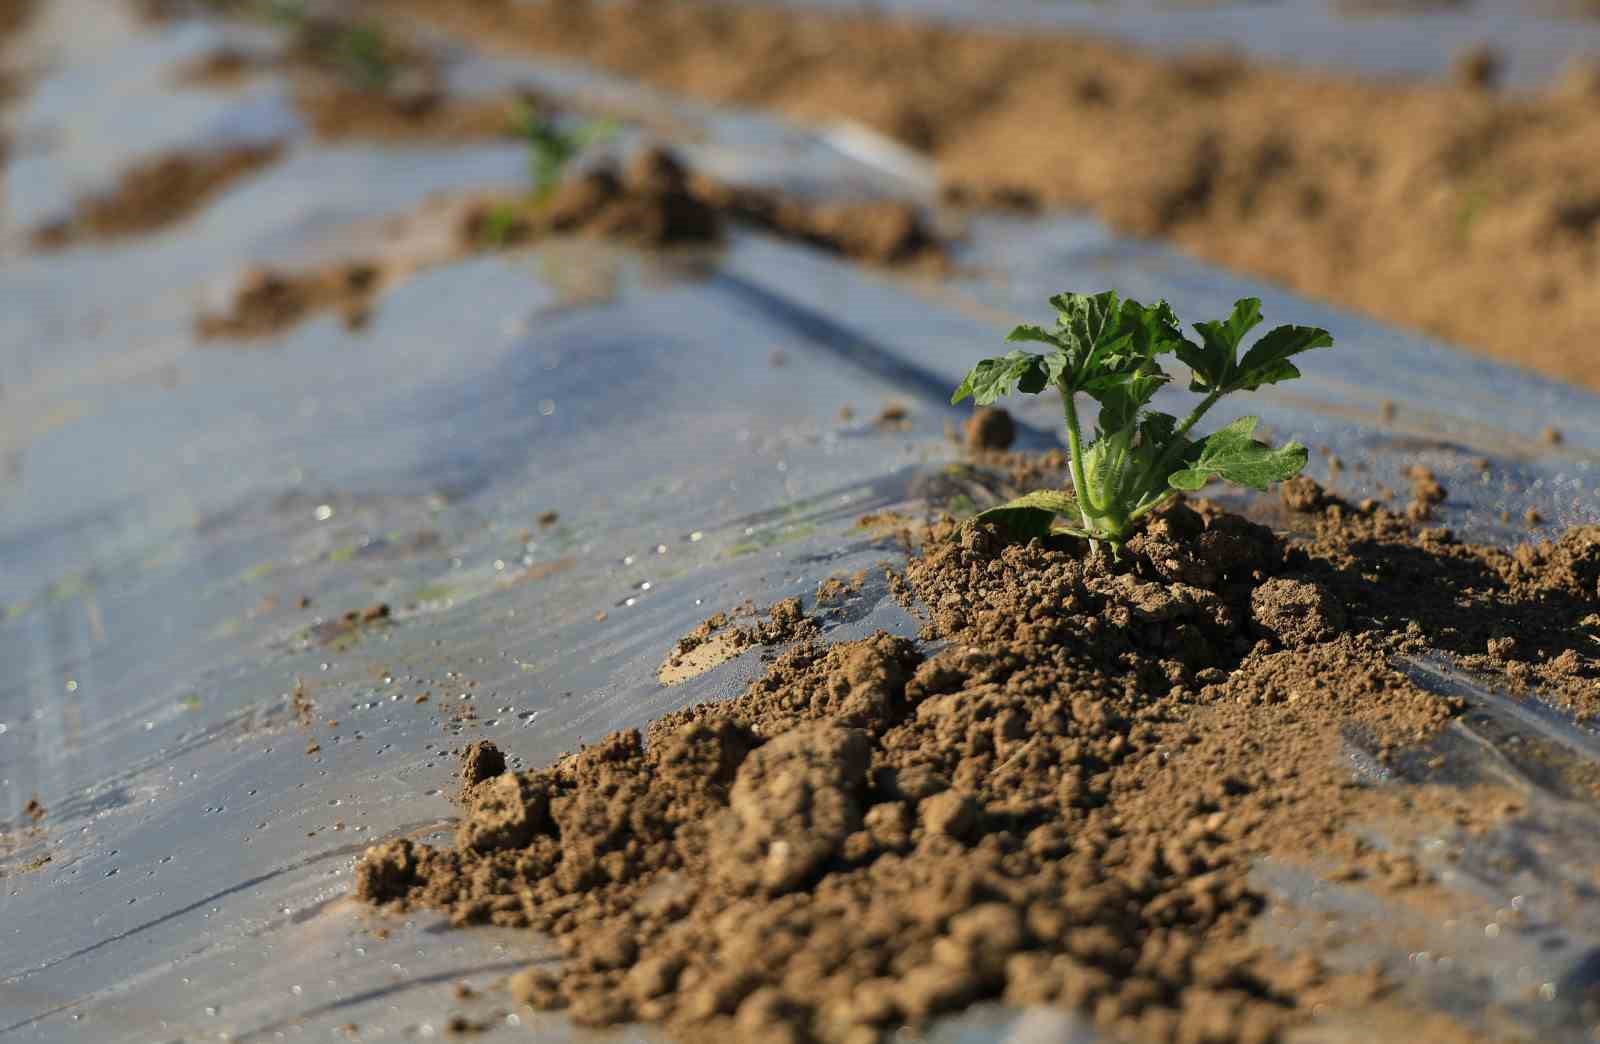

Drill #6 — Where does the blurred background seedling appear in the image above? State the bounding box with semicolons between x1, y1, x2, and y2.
510;103;619;199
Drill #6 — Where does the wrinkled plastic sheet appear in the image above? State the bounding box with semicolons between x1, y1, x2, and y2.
4;6;1600;1043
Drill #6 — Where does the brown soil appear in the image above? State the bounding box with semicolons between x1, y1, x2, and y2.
195;261;381;341
815;570;868;607
467;147;941;267
173;47;262;88
22;796;44;824
0;0;34;40
198;146;940;342
31;144;283;249
293;80;529;143
176;45;531;142
383;0;1600;391
351;468;1600;1042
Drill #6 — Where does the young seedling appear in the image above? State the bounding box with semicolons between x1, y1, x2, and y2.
477;202;522;248
511;105;618;200
952;291;1333;553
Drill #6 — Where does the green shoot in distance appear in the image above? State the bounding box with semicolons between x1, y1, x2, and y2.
951;291;1334;553
511;105;619;200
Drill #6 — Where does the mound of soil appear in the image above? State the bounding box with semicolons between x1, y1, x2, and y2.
31;144;283;249
354;473;1598;1042
466;146;941;267
389;0;1600;391
292;83;525;143
199;146;940;341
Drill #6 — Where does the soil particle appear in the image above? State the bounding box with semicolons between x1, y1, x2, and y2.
537;511;559;527
1541;425;1565;446
458;740;507;799
23;796;44;824
391;0;1600;391
1403;465;1448;522
355;487;1535;1041
31;145;283;249
962;406;1015;452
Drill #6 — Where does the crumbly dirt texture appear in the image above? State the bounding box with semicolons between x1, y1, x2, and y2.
386;0;1600;391
349;472;1600;1042
30;145;282;248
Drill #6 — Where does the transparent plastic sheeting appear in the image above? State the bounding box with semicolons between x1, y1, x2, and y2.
3;7;1600;1043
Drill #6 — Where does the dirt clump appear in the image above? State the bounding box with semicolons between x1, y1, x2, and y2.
355;484;1550;1042
1250;577;1345;647
1402;465;1448;522
387;0;1600;391
816;570;868;606
196;262;380;341
307;602;391;646
22;797;44;824
31;145;283;249
962;406;1014;451
464;150;722;250
458;740;507;799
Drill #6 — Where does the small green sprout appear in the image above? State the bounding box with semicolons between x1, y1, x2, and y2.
952;291;1333;553
478;202;523;248
511;105;618;199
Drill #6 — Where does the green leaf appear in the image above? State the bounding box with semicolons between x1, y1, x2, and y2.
1178;297;1263;393
1086;369;1169;435
1177;298;1333;394
1051;291;1123;371
950;349;1064;405
1124;298;1187;360
1233;323;1335;390
1004;324;1062;348
1167;416;1308;492
969;490;1082;542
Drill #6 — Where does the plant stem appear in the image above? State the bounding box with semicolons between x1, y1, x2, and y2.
1058;384;1098;534
1126;490;1179;524
1173;389;1224;441
1147;388;1225;480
